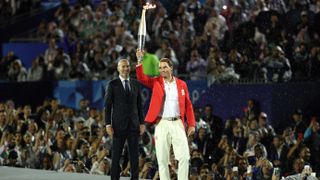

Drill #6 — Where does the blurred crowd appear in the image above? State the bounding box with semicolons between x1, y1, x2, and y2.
0;0;41;21
1;0;320;178
0;97;319;179
0;0;320;85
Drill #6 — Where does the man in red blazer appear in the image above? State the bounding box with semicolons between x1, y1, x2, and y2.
136;50;196;180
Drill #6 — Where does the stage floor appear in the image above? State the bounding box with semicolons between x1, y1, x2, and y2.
0;166;132;180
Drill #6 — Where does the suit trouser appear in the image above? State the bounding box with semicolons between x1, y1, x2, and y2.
111;133;139;180
154;118;190;180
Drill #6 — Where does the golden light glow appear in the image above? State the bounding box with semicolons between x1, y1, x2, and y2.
143;2;156;10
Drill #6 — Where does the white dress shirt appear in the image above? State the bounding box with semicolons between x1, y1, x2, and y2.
161;78;180;118
119;75;130;91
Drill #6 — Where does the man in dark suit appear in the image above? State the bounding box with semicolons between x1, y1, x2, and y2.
105;59;145;180
268;135;289;174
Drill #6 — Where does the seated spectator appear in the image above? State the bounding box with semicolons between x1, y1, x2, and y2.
0;110;8;135
69;54;90;80
45;37;58;63
47;48;71;80
295;11;314;45
0;51;19;80
261;46;292;82
207;48;239;84
292;43;311;80
268;135;289;173
0;131;22;166
8;59;27;82
193;126;215;163
225;119;247;155
253;159;274;180
288;157;305;176
303;118;320;173
226;48;250;78
88;51;107;80
190;149;204;173
285;165;317;180
245;132;266;158
199;163;211;180
155;40;179;69
202;104;223;141
59;159;76;173
194;108;209;132
40;154;54;170
207;47;224;85
291;109;308;138
75;99;89;119
27;57;43;81
285;158;317;179
209;162;223;179
298;146;312;167
186;49;207;80
258;112;276;147
237;157;249;179
90;157;110;175
5;150;22;167
205;8;228;41
265;14;283;45
282;126;297;147
267;0;287;14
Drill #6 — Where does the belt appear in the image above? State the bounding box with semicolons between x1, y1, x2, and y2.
161;116;180;121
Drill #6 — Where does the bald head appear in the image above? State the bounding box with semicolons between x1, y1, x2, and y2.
117;59;130;67
117;59;130;79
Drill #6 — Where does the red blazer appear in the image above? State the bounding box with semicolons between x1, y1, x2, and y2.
136;64;196;128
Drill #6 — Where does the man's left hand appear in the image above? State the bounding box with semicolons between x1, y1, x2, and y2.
187;126;195;137
140;124;146;135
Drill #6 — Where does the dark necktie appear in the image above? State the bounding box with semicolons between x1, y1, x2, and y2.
124;80;130;94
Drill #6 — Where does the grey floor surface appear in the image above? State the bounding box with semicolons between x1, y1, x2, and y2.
0;166;133;180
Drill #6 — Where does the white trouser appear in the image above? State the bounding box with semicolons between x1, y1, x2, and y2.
154;118;190;180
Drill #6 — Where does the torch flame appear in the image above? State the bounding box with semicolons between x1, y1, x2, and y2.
137;1;156;54
143;2;156;10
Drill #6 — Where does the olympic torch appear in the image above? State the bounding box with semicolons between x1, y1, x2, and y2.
137;2;156;62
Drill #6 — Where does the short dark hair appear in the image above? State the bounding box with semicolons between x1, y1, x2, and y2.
8;150;18;159
159;58;173;68
273;135;284;142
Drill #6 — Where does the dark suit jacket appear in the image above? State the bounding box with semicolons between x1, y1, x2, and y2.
105;78;144;135
268;144;289;172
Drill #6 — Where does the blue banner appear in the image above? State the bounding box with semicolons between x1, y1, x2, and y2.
53;81;108;109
